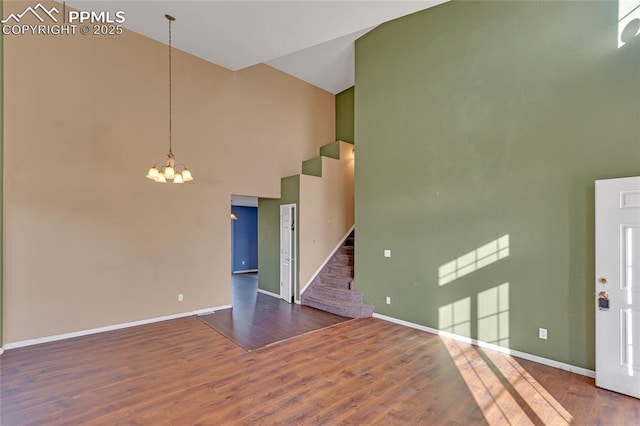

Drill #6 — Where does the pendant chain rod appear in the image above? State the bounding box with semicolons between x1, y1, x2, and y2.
168;16;173;155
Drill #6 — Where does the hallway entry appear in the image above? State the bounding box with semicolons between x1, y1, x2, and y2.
231;195;258;274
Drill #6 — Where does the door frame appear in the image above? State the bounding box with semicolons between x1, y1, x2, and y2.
595;175;640;398
280;203;296;303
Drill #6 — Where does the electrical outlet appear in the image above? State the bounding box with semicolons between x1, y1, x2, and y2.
384;249;391;258
178;293;184;302
386;296;391;304
539;328;547;340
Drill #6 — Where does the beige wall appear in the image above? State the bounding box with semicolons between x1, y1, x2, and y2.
299;142;354;289
3;1;334;343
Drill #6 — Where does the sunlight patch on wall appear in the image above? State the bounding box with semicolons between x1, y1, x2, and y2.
444;339;574;425
439;235;509;286
439;297;471;338
619;0;640;47
478;283;510;348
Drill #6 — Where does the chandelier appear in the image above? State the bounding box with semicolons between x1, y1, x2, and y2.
146;14;193;184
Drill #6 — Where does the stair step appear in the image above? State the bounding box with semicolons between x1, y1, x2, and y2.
328;264;353;277
302;294;373;319
339;246;354;255
331;254;353;266
319;274;352;288
305;284;364;304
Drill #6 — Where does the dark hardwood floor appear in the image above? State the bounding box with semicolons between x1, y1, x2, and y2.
2;314;640;425
199;273;351;350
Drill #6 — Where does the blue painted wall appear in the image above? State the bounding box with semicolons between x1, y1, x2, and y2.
232;206;258;272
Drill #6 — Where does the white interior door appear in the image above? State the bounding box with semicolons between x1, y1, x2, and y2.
596;176;640;398
280;204;295;303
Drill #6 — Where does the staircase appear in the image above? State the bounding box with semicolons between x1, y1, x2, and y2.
301;232;374;318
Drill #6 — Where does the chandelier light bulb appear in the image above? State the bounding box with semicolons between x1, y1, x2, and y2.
173;173;184;184
182;169;193;182
146;167;159;180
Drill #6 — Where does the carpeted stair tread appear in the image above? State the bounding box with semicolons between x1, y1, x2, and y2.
305;284;364;303
327;264;354;276
339;246;354;255
303;294;373;318
332;254;354;266
319;274;352;288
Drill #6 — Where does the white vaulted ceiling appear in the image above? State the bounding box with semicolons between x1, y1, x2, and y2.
66;1;448;93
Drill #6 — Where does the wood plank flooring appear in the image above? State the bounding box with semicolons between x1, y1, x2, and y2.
2;316;639;425
199;273;351;350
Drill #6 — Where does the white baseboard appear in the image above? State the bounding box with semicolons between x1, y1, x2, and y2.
196;305;231;315
300;224;355;296
3;305;231;351
257;288;281;299
373;313;595;379
0;347;3;355
257;288;301;304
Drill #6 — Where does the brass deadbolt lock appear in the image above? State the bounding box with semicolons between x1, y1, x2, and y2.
599;277;608;284
598;291;610;310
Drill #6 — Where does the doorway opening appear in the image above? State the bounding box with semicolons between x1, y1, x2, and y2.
231;195;259;276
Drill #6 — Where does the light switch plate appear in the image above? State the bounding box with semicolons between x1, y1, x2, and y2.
384;249;391;258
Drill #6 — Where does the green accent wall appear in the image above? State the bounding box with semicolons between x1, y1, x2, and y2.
336;86;354;143
319;141;341;160
302;157;323;177
258;175;300;297
355;0;640;370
